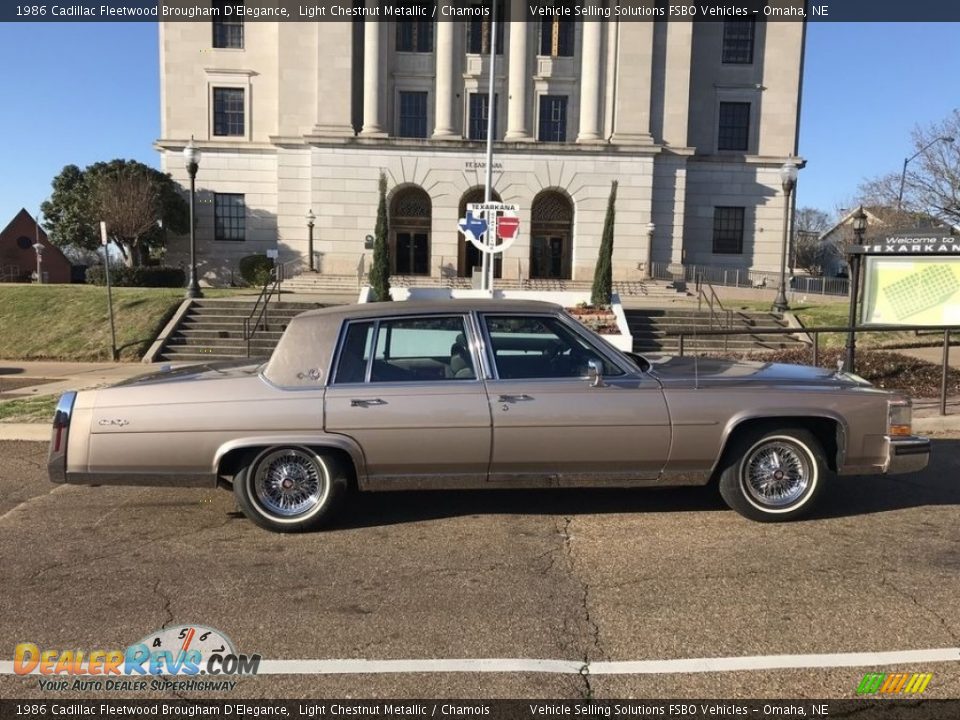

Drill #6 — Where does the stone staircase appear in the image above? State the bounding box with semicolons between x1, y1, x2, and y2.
155;299;325;363
281;272;688;298
625;308;807;354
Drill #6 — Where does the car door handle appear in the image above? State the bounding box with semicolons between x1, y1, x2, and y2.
498;394;534;402
351;398;387;407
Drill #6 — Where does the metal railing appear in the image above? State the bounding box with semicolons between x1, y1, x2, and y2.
242;264;284;357
693;275;734;351
662;323;956;416
648;260;849;297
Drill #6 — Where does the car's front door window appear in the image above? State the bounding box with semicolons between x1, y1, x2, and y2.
371;316;476;382
483;315;622;380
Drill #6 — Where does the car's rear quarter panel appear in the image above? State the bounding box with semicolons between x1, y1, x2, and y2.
75;376;325;479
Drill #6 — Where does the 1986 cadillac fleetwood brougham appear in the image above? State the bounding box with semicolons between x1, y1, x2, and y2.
48;300;930;532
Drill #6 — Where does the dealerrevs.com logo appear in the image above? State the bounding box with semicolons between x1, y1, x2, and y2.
14;625;260;692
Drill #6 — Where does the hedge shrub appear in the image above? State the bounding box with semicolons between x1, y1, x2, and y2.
238;254;275;287
85;265;186;288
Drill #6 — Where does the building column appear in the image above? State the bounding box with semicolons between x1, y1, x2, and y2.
360;15;385;136
432;20;457;138
504;21;531;141
611;22;654;145
577;20;603;143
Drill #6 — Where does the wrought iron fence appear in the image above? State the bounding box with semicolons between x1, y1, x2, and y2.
648;261;849;296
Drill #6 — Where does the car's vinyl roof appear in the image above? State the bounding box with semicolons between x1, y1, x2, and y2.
293;298;564;321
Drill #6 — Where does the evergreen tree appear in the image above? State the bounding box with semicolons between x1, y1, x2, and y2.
368;173;392;301
591;180;618;306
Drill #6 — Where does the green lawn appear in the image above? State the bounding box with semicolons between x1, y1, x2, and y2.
726;299;951;350
0;394;58;423
0;285;188;361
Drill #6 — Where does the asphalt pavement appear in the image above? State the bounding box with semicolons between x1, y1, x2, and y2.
0;439;958;701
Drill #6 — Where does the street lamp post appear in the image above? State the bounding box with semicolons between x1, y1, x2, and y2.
306;209;316;272
183;138;202;299
897;135;954;213
773;161;799;313
32;242;44;284
843;207;868;373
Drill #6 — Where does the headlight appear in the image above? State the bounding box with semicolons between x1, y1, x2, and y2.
888;401;912;437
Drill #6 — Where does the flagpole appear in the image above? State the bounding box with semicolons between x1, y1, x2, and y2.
482;0;498;292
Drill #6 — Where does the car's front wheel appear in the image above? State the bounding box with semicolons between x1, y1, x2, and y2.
233;446;348;532
718;428;830;522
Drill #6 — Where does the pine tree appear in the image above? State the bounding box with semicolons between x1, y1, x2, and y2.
369;172;392;301
591;180;618;307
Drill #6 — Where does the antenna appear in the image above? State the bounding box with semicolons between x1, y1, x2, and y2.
693;287;700;389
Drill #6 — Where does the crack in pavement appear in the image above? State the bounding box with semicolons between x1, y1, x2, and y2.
880;572;960;645
554;516;604;700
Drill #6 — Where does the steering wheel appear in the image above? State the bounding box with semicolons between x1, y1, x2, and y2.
541;341;564;368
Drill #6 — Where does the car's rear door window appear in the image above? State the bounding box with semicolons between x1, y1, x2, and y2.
333;321;374;384
371;316;476;382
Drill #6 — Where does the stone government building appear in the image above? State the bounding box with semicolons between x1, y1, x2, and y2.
158;8;805;284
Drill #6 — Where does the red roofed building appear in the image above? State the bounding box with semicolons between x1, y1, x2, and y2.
0;209;72;284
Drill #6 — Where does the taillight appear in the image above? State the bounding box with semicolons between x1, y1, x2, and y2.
888;401;912;437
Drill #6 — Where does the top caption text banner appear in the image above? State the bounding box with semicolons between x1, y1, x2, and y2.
6;0;960;22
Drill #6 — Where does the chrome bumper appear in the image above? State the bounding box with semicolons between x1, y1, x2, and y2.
47;391;76;485
885;435;931;475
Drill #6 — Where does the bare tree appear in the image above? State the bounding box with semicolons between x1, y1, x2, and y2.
793;232;827;276
790;207;832;275
93;167;162;267
859;110;960;227
795;207;831;236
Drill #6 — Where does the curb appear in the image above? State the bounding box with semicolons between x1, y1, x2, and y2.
0;424;49;442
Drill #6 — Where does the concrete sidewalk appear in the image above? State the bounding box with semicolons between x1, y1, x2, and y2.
0;360;166;442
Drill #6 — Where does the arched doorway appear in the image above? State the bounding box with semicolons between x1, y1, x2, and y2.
458;187;502;278
390;186;431;275
530;190;573;280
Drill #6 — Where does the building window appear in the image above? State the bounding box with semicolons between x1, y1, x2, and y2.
467;3;504;54
396;19;433;52
717;101;750;152
213;87;245;137
468;93;498;141
539;18;574;56
397;91;428;138
214;193;245;241
712;207;745;255
722;20;755;64
538;95;568;143
212;0;243;49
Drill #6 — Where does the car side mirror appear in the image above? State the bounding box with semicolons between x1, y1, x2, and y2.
586;359;605;388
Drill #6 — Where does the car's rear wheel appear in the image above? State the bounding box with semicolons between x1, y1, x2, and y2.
233;446;348;532
718;427;830;522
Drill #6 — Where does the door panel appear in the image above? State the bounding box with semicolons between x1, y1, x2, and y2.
481;314;671;483
325;315;491;484
486;377;671;481
325;384;490;480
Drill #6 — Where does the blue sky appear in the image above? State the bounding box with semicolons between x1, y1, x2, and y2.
1;21;959;226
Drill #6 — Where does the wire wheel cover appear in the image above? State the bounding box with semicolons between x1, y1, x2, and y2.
253;449;327;517
743;440;811;507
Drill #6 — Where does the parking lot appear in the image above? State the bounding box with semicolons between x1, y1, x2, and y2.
1;437;959;700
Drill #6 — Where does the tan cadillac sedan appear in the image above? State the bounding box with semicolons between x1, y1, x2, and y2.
48;299;929;532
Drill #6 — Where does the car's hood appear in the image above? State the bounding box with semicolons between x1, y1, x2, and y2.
112;359;266;387
644;354;871;389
